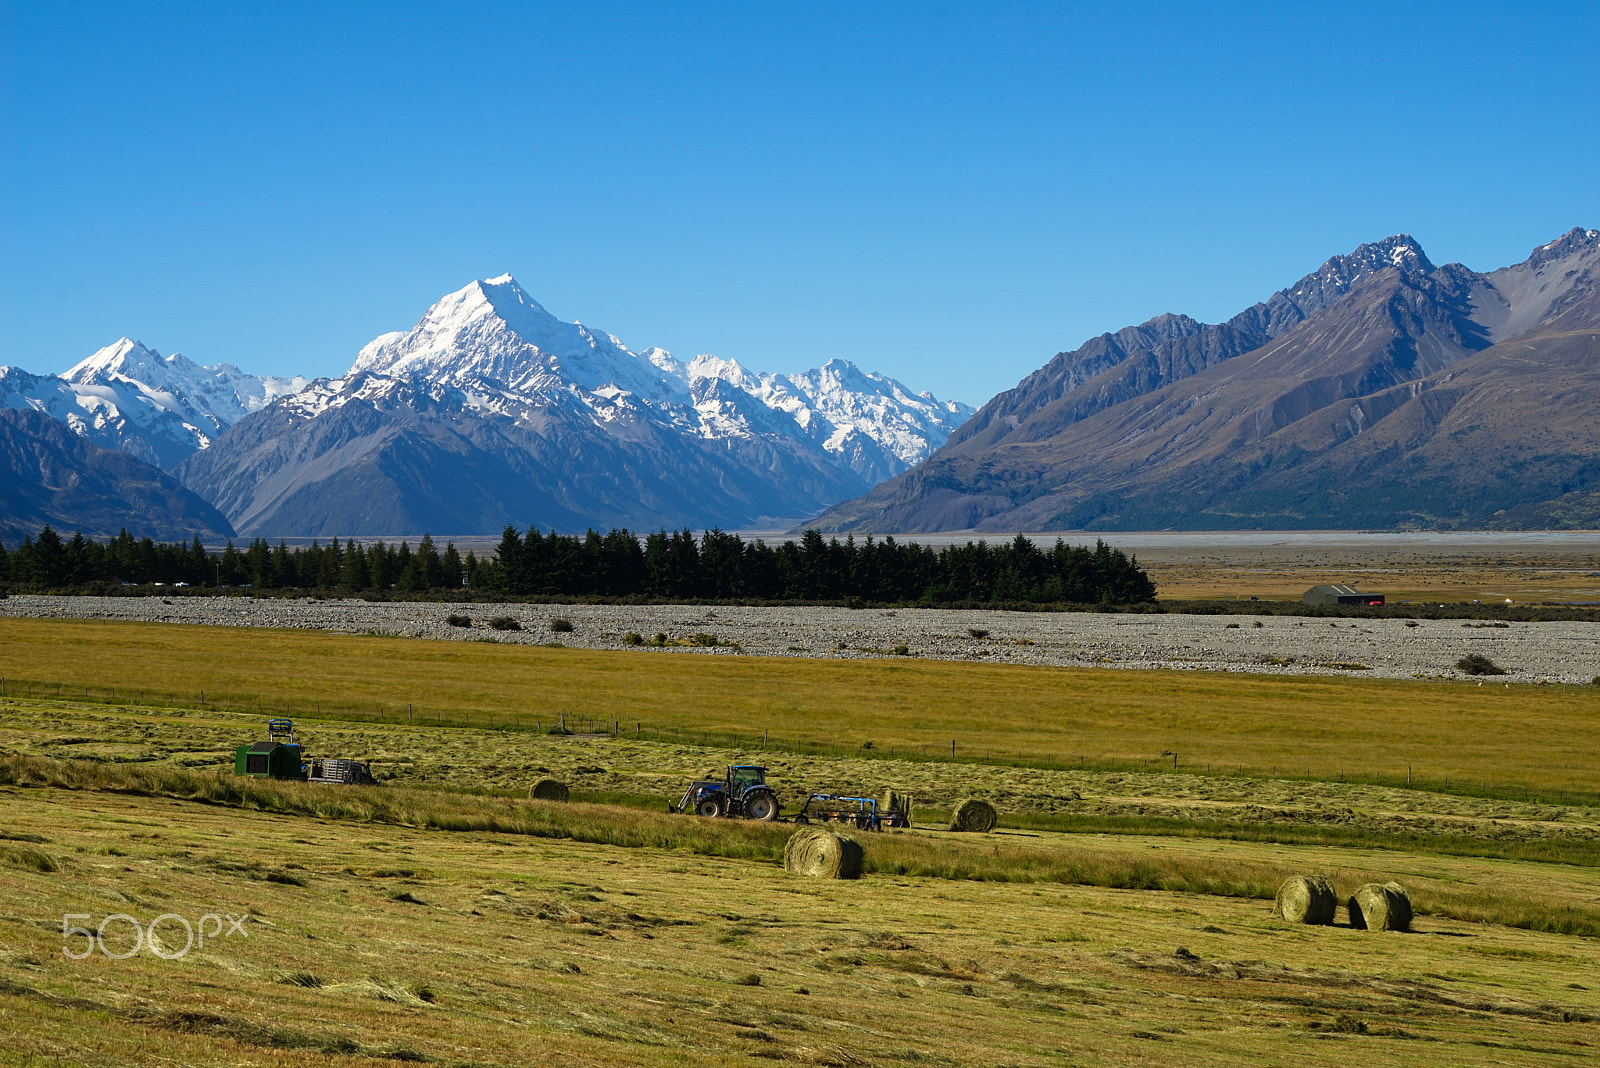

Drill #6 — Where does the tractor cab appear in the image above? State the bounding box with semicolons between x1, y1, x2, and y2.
730;765;767;793
671;764;781;821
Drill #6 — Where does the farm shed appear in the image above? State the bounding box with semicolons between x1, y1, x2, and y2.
1303;584;1385;606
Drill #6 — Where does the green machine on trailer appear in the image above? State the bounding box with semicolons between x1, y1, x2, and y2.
234;719;379;785
235;719;305;780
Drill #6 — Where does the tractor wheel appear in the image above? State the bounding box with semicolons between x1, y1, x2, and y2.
743;791;779;822
695;797;725;818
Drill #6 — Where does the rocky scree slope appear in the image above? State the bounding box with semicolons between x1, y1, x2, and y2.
810;228;1600;532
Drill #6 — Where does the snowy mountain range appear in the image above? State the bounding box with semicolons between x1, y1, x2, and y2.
0;339;307;471
3;276;971;537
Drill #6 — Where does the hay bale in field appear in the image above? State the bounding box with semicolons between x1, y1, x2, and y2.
881;789;913;824
948;798;997;833
1274;875;1337;925
1349;882;1412;931
529;779;569;802
784;827;864;879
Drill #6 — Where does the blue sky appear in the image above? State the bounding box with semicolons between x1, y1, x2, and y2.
2;2;1596;405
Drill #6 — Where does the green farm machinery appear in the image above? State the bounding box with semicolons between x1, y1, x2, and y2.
234;719;379;785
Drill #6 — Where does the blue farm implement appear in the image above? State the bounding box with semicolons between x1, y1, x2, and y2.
794;793;911;831
671;765;781;821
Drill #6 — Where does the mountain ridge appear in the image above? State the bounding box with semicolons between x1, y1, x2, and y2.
807;227;1600;533
0;406;235;545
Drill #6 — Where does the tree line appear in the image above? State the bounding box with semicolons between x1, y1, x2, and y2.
0;524;1157;605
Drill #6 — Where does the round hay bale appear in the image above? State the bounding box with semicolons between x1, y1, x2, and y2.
1349;882;1412;931
948;798;997;833
529;779;569;802
881;789;913;824
784;826;864;879
1275;875;1337;925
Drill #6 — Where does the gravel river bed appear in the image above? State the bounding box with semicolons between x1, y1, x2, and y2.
4;595;1599;683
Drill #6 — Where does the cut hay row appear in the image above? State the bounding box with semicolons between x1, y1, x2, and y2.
2;754;1590;937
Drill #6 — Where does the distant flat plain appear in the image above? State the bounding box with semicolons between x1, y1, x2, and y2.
927;530;1600;602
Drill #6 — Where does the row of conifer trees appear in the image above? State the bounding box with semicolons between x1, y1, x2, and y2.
0;524;1156;605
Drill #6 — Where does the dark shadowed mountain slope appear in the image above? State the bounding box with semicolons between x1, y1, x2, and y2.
809;228;1600;532
0;407;235;545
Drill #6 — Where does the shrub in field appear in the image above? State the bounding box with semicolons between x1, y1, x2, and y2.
689;633;719;647
622;632;644;645
967;628;989;638
489;616;522;631
550;618;574;633
1457;653;1506;675
445;614;471;628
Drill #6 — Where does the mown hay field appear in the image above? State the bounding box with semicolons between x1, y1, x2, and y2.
1;616;1598;794
4;756;1600;1067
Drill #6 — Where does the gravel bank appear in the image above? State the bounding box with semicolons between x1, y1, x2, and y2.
5;595;1599;683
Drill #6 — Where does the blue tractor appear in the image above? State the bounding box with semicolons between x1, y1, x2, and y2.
671;765;781;821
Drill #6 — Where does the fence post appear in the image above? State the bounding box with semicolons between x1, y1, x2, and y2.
951;740;956;758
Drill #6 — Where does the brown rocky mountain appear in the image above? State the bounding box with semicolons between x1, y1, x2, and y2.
809;228;1600;532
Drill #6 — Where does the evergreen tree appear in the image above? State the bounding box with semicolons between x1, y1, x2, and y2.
271;541;295;588
340;540;370;590
31;525;66;587
440;543;463;588
492;526;524;592
416;534;443;588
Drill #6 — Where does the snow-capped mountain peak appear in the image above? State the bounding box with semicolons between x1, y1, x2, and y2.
347;274;682;404
0;337;311;471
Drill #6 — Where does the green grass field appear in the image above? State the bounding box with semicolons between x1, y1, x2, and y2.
2;616;1599;1066
2;617;1598;796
